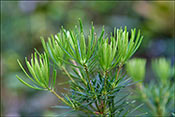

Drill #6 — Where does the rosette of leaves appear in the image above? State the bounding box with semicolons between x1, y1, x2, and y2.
17;19;144;116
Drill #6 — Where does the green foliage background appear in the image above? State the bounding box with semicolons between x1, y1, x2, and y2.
1;1;174;116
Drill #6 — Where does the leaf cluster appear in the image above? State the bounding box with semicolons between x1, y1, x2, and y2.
126;58;175;116
16;52;57;91
126;58;146;82
152;58;174;85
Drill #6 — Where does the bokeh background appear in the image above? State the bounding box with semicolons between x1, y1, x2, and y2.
1;1;174;116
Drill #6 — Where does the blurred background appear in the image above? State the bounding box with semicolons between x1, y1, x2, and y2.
1;1;174;116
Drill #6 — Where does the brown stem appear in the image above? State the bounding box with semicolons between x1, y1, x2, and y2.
100;100;104;114
72;60;87;85
71;60;82;78
116;64;122;81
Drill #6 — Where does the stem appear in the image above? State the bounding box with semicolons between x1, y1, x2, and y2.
157;103;163;116
111;97;114;117
102;71;108;116
89;104;97;111
84;64;99;115
137;84;156;113
108;96;114;117
103;100;107;116
104;71;108;91
62;66;83;93
62;66;75;83
100;100;104;115
72;60;88;86
49;89;69;106
95;100;101;113
84;64;94;91
116;64;122;81
78;108;94;115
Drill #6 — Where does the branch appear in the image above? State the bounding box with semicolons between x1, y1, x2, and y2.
61;66;75;83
